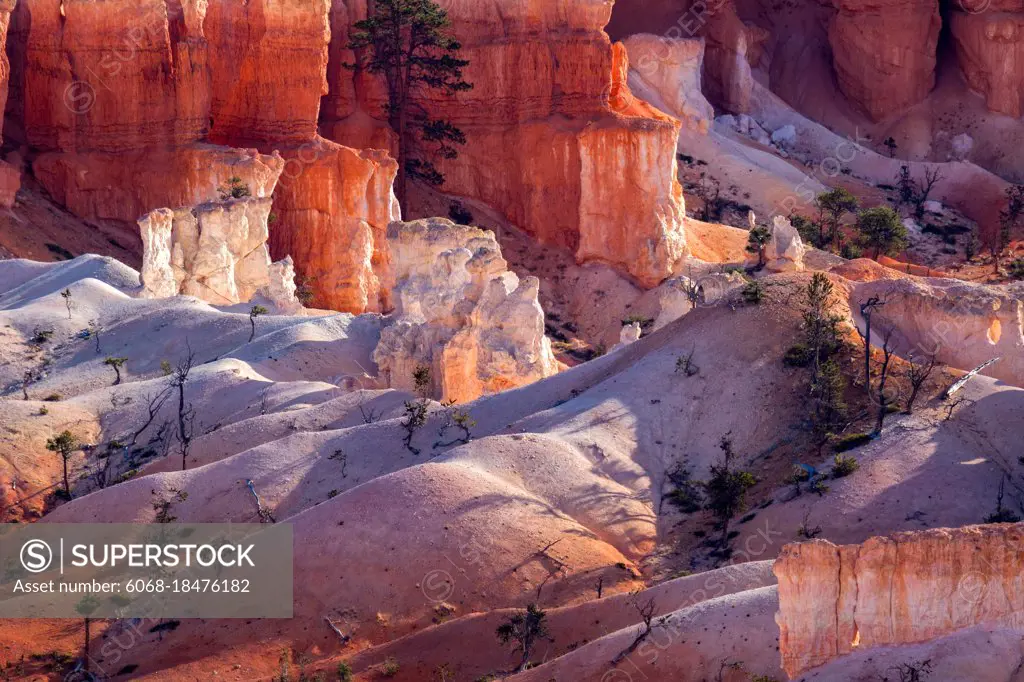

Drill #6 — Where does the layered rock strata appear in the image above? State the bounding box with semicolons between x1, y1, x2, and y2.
328;0;688;288
775;525;1024;678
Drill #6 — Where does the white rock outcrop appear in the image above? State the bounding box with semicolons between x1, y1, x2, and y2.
623;34;715;133
612;321;642;352
653;276;696;331
764;215;806;272
852;277;1024;388
372;218;559;403
139;197;300;311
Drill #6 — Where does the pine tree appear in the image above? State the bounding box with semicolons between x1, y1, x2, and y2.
349;0;473;208
746;225;772;268
857;206;908;260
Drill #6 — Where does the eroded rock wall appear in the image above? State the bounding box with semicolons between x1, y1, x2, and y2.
373;218;559;403
8;0;399;315
205;0;331;147
268;138;400;313
0;0;18;206
775;525;1024;678
623;34;715;134
827;0;941;121
328;0;688;289
951;2;1024;119
851;278;1024;388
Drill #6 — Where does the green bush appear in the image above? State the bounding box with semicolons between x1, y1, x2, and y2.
783;344;812;367
1009;259;1024;280
833;433;872;453
380;658;399;678
336;662;353;682
831;454;860;478
742;280;764;304
840;242;863;260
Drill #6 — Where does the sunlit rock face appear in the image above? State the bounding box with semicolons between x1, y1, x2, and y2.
139;196;299;311
623;33;715;134
373;218;559;403
268;137;400;314
0;0;19;207
327;0;688;289
764;215;806;272
774;525;1024;678
850;277;1024;388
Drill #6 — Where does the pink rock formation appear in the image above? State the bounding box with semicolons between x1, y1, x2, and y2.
775;524;1024;678
205;0;330;147
328;0;688;289
33;146;285;224
827;0;940;121
852;278;1024;388
7;0;400;318
702;0;760;114
951;8;1024;118
373;218;559;403
763;215;806;272
269;137;400;313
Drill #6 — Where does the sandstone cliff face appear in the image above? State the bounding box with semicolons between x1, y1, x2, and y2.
851;278;1024;388
827;0;940;121
34;146;285;224
12;0;292;217
17;0;212;154
205;0;330;147
268;137;400;313
775;524;1024;678
702;0;760;115
7;0;398;317
373;218;558;403
329;0;688;289
623;34;715;134
139;196;299;311
951;7;1024;118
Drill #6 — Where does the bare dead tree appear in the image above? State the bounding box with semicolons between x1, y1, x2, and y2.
170;344;197;471
246;479;276;523
874;327;897;434
329;449;349;478
905;353;939;414
612;593;660;664
323;616;351;644
21;367;39;400
945;397;968;421
715;660;744;682
913;167;943;219
130;387;172;446
595;576;604;599
89;319;102;354
683;266;701;307
859;295;885;399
